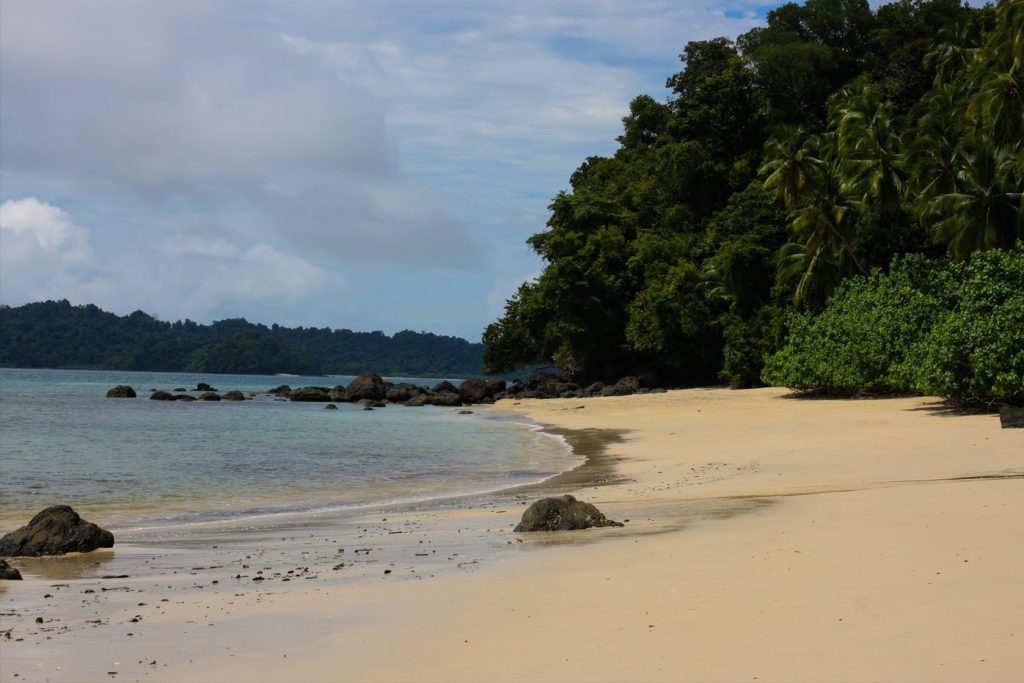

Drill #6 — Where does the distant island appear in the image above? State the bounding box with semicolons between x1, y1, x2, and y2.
0;300;485;377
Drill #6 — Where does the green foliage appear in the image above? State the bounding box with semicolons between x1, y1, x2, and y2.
483;0;1022;401
0;301;485;377
763;247;1024;403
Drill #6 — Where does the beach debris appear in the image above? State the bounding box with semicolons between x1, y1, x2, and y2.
998;405;1024;428
513;495;625;532
0;559;22;580
105;385;136;398
0;505;114;557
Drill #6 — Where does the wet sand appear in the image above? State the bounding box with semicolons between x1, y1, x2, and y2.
2;387;1023;682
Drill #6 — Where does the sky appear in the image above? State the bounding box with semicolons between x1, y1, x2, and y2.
0;0;779;340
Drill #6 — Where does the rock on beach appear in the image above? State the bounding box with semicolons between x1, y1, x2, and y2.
0;559;22;580
105;385;136;398
0;506;114;557
514;495;625;532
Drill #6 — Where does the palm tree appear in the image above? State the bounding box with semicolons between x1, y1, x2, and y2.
759;126;826;209
927;136;1023;258
965;0;1023;147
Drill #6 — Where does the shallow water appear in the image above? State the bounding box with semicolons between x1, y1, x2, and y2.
0;368;576;536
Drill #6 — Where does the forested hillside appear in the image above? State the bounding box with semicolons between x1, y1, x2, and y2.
483;0;1022;403
0;300;485;377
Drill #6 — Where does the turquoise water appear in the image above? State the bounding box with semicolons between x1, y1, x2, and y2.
0;368;573;534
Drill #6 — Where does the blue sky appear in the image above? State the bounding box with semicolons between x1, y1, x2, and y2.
1;0;779;340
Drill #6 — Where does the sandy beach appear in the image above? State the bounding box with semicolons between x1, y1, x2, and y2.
2;387;1022;682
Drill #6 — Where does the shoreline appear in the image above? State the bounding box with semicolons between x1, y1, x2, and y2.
2;387;1022;682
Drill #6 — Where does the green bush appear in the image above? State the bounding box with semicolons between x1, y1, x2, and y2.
762;246;1024;404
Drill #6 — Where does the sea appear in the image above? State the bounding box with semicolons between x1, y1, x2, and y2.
0;368;576;539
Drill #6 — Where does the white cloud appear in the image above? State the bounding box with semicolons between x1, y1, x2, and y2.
0;197;87;254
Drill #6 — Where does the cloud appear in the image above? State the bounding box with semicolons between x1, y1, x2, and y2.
0;197;89;254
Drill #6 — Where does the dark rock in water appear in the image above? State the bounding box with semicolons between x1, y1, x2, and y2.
457;378;507;404
196;382;216;392
431;391;463;407
325;403;338;410
268;384;292;396
346;374;386;402
610;376;640;396
150;390;176;401
173;387;187;392
386;383;421;403
0;559;22;580
290;387;331;402
358;398;386;408
514;495;624;532
403;395;430;407
199;391;221;401
999;405;1024;428
106;385;136;398
328;388;347;402
432;380;459;394
221;390;246;401
458;410;474;415
175;394;196;402
0;506;115;557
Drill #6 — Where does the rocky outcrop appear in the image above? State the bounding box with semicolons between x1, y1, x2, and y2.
386;383;422;403
458;378;506;404
430;391;463;407
514;495;624;532
175;394;196;402
196;382;216;392
325;403;338;410
999;405;1024;428
106;385;136;398
268;384;292;396
610;376;640;396
199;391;221;401
150;390;176;401
289;387;331;402
432;380;459;394
221;390;246;401
0;506;114;557
0;559;22;580
403;394;431;407
346;374;386;402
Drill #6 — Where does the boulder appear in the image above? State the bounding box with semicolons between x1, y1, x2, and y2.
583;382;605;397
175;394;196;402
457;378;506;404
0;506;114;557
346;374;386;402
196;382;216;392
268;384;292;396
358;398;386;408
290;387;331;402
999;405;1024;429
386;383;420;403
0;559;22;580
507;379;526;395
431;391;463;407
403;395;431;407
328;388;348;402
610;376;640;396
514;495;624;532
221;390;246;401
106;385;136;398
432;380;459;394
324;403;338;410
150;390;176;401
199;391;221;401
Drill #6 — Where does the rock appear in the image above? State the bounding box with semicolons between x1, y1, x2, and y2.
196;383;216;392
358;399;386;408
325;404;338;410
290;387;331;402
514;495;624;532
175;394;196;402
457;378;492;404
221;390;246;401
432;380;459;394
0;559;22;580
431;391;463;407
999;405;1024;428
507;379;526;395
386;383;421;403
106;385;136;398
583;382;605;397
403;395;430;407
346;374;386;402
267;384;292;396
199;391;221;401
0;506;115;557
610;376;640;396
150;390;176;401
458;410;474;415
